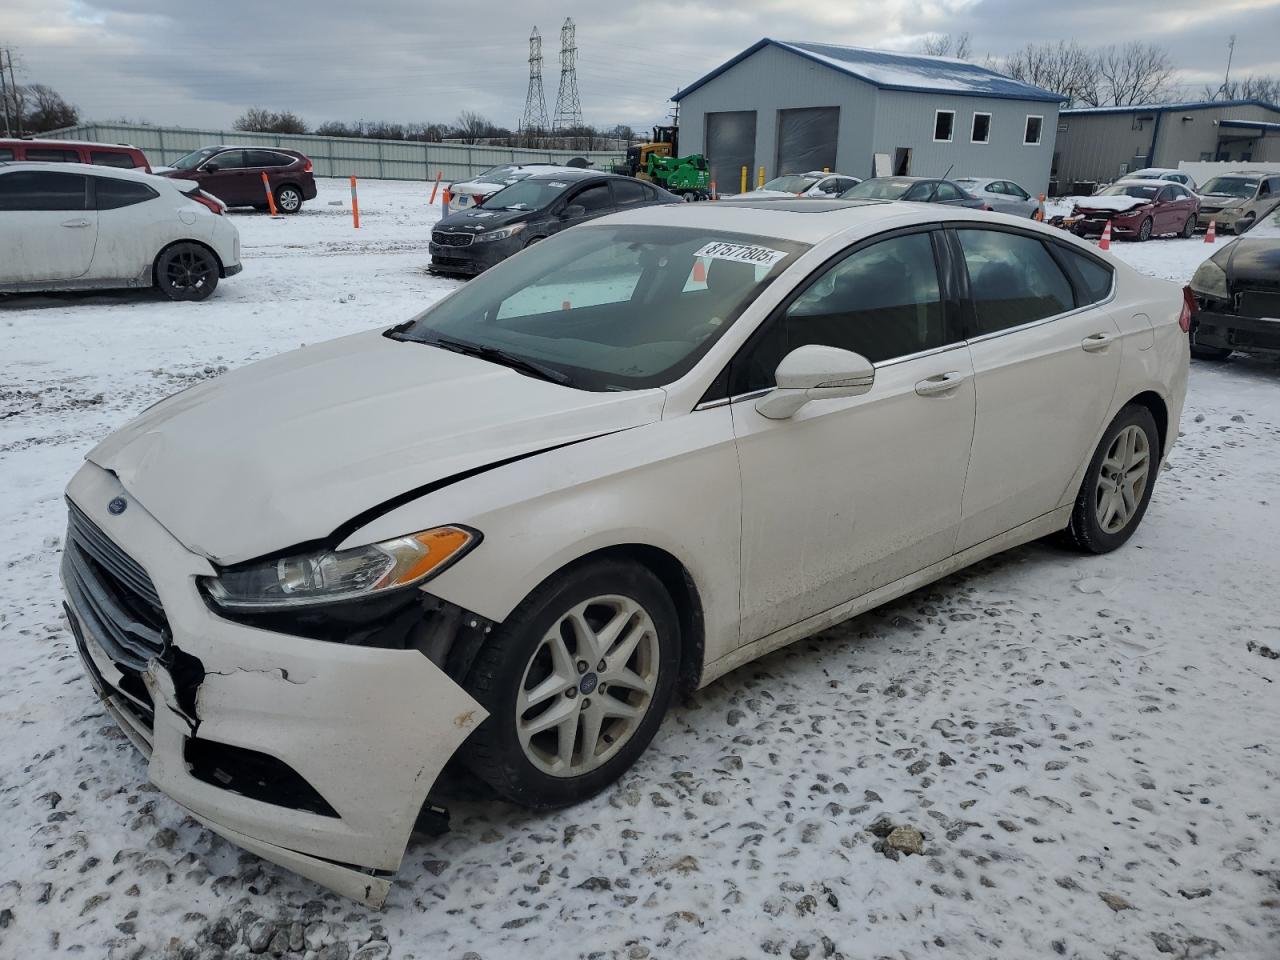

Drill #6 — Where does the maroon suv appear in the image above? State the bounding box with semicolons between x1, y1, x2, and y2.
160;145;317;213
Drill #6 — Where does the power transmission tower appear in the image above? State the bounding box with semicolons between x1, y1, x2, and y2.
551;17;582;132
520;27;549;134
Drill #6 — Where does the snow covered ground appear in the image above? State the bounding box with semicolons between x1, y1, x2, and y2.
1;179;1277;960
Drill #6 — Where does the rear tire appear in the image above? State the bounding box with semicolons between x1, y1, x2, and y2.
274;184;304;214
461;558;680;808
1064;404;1160;554
154;243;219;302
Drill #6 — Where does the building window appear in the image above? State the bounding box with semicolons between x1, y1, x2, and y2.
1024;115;1043;145
933;110;955;143
971;112;991;144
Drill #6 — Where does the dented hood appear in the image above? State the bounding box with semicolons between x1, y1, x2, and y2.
87;329;665;564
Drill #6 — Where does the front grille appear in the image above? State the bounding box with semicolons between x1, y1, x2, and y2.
432;231;473;247
64;500;168;673
1239;290;1280;319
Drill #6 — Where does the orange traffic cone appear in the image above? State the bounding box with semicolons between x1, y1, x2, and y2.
1099;220;1112;251
1204;219;1216;243
692;258;707;283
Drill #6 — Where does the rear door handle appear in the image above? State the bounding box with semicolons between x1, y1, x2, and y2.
1081;332;1115;352
915;371;969;397
61;219;91;228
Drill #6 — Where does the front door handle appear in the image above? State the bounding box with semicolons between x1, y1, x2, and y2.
61;219;91;228
1081;332;1115;352
915;371;969;397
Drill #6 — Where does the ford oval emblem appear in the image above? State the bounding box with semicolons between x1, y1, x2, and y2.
108;497;128;516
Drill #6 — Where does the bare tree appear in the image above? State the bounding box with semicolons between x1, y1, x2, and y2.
1001;41;1098;105
453;111;496;144
25;83;78;131
1205;74;1280;102
233;107;308;134
1096;42;1176;106
921;32;972;60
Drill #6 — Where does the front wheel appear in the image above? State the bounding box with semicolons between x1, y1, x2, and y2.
461;558;680;808
155;243;219;302
1064;404;1160;554
1136;217;1153;241
1181;214;1197;238
274;184;304;214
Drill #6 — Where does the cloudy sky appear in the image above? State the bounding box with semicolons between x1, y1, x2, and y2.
5;0;1280;132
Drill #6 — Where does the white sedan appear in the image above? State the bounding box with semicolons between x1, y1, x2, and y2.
0;161;240;301
446;162;581;213
728;171;860;199
63;200;1188;905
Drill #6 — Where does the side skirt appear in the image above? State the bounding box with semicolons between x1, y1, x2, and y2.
700;505;1072;687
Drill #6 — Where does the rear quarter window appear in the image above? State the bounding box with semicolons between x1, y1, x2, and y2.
90;151;138;169
1055;245;1114;304
94;178;159;210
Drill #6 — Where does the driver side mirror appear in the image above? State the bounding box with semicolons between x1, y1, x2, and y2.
203;162;220;173
755;345;875;420
560;204;586;220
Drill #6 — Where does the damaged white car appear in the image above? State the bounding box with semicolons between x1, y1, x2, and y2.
63;198;1189;906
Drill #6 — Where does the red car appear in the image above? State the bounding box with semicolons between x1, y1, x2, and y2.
160;145;317;213
0;137;151;172
1070;180;1200;242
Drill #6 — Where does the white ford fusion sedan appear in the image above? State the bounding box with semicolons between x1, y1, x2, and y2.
63;198;1188;905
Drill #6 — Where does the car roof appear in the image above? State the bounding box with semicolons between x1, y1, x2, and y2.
593;198;974;243
1129;168;1180;175
0;161;176;184
525;169;615;182
0;137;140;150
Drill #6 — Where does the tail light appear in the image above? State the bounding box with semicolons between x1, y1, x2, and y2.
190;191;224;215
303;158;313;173
1179;285;1194;333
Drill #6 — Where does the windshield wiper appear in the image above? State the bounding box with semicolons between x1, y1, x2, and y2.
430;337;572;385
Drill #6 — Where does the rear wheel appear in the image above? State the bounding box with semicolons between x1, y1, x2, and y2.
274;184;304;214
154;243;219;302
1136;217;1153;241
461;558;680;808
1064;404;1159;554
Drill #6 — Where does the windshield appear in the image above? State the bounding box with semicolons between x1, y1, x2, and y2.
172;147;221;171
842;179;913;200
1200;176;1259;199
1099;183;1160;199
396;224;808;390
478;178;572;211
759;175;822;193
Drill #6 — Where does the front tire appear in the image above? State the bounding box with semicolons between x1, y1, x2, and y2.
1136;217;1153;241
461;558;680;808
154;243;219;302
1181;214;1197;238
1064;404;1159;554
274;184;304;214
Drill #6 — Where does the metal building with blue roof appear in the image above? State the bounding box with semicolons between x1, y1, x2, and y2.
673;38;1066;194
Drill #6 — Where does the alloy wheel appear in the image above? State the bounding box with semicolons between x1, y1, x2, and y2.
1138;217;1152;241
1094;424;1150;534
165;250;213;290
515;594;660;777
278;188;302;212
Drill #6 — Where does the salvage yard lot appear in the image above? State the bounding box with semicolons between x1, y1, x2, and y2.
1;178;1277;959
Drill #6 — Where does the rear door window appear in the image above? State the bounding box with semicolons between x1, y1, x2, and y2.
571;183;613;214
245;150;291;168
0;148;14;161
25;148;80;162
934;182;963;202
94;177;159;210
90;151;137;169
1053;245;1114;304
611;179;649;207
0;170;89;210
956;228;1075;335
209;150;247;169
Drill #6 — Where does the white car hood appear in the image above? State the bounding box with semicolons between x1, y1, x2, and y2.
86;329;665;564
1076;196;1148;213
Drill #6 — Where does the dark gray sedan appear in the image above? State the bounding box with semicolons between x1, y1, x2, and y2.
840;176;988;209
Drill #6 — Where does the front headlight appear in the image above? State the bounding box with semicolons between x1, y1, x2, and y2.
204;526;478;610
475;224;526;243
1190;259;1230;301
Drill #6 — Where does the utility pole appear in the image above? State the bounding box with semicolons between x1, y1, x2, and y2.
0;48;12;137
551;18;582;132
1220;34;1236;100
520;27;549;138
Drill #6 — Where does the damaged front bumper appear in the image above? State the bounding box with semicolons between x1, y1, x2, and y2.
61;462;488;907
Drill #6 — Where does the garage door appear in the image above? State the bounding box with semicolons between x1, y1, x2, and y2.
776;107;839;176
706;111;757;193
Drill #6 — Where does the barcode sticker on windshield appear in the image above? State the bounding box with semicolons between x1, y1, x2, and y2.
549;181;568;188
694;241;787;267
